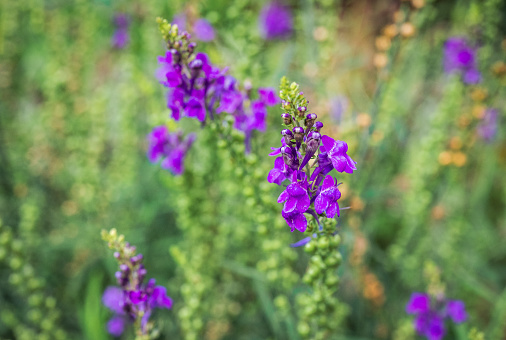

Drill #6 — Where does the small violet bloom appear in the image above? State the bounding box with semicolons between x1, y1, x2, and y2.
194;18;215;42
314;175;341;218
111;13;130;49
406;292;467;340
321;135;357;174
258;1;293;40
147;125;196;175
277;177;310;215
443;37;481;84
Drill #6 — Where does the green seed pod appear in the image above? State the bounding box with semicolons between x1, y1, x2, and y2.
330;234;341;248
8;273;22;285
0;246;7;261
325;252;342;268
297;322;311;337
325;273;340;287
217;139;227;149
317;236;330;250
27;309;42;323
304;240;316;253
9;257;23;271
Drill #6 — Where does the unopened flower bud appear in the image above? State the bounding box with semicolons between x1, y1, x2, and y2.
187;42;196;54
314;121;323;132
293;127;304;149
281;113;292;125
281;129;294;145
304;113;317;130
297;106;307;118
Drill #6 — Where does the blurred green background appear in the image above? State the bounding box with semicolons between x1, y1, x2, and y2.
0;0;505;339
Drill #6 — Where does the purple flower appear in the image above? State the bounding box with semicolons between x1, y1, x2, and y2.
268;157;293;185
446;300;467;323
321;135;357;174
269;137;287;156
258;87;280;106
147;126;195;175
107;315;126;337
406;293;431;314
477;108;498;143
194;19;215;41
112;29;129;49
277;179;310;214
282;210;307;232
147;126;170;163
111;14;130;49
172;13;187;30
443;37;481;85
406;293;467;340
102;287;125;314
414;313;446;340
259;1;294;40
314;175;341;218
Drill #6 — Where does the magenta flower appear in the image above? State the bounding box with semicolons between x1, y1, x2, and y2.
321;135;357;174
443;37;481;84
111;13;130;49
268;157;294;185
259;1;294;40
277;179;310;214
194;19;215;41
282;210;307;232
147;126;196;175
314;175;341;218
406;293;467;340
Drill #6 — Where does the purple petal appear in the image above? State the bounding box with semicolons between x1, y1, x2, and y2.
102;287;125;314
326;201;339;218
277;189;289;203
194;19;215;42
258;87;279;106
107;315;126;337
314;195;328;215
406;293;431;314
284;196;298;213
292;213;307;232
295;194;310;213
446;300;467;323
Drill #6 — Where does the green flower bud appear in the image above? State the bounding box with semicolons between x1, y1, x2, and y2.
11;239;23;253
317;236;330;250
9;257;23;271
330;234;341;248
325;252;342;268
325;273;340;287
304;240;316;253
297;322;311;337
217;139;227;149
27;309;42;323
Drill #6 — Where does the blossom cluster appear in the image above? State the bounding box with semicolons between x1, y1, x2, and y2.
101;229;172;338
268;78;356;233
147;125;196;175
148;18;278;173
406;292;467;340
443;37;481;85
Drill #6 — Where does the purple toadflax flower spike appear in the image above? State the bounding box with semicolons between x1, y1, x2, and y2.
406;292;467;340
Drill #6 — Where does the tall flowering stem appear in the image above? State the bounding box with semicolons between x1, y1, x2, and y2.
101;229;172;340
269;78;356;338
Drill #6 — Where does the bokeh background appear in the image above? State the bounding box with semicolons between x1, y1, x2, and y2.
0;0;505;339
